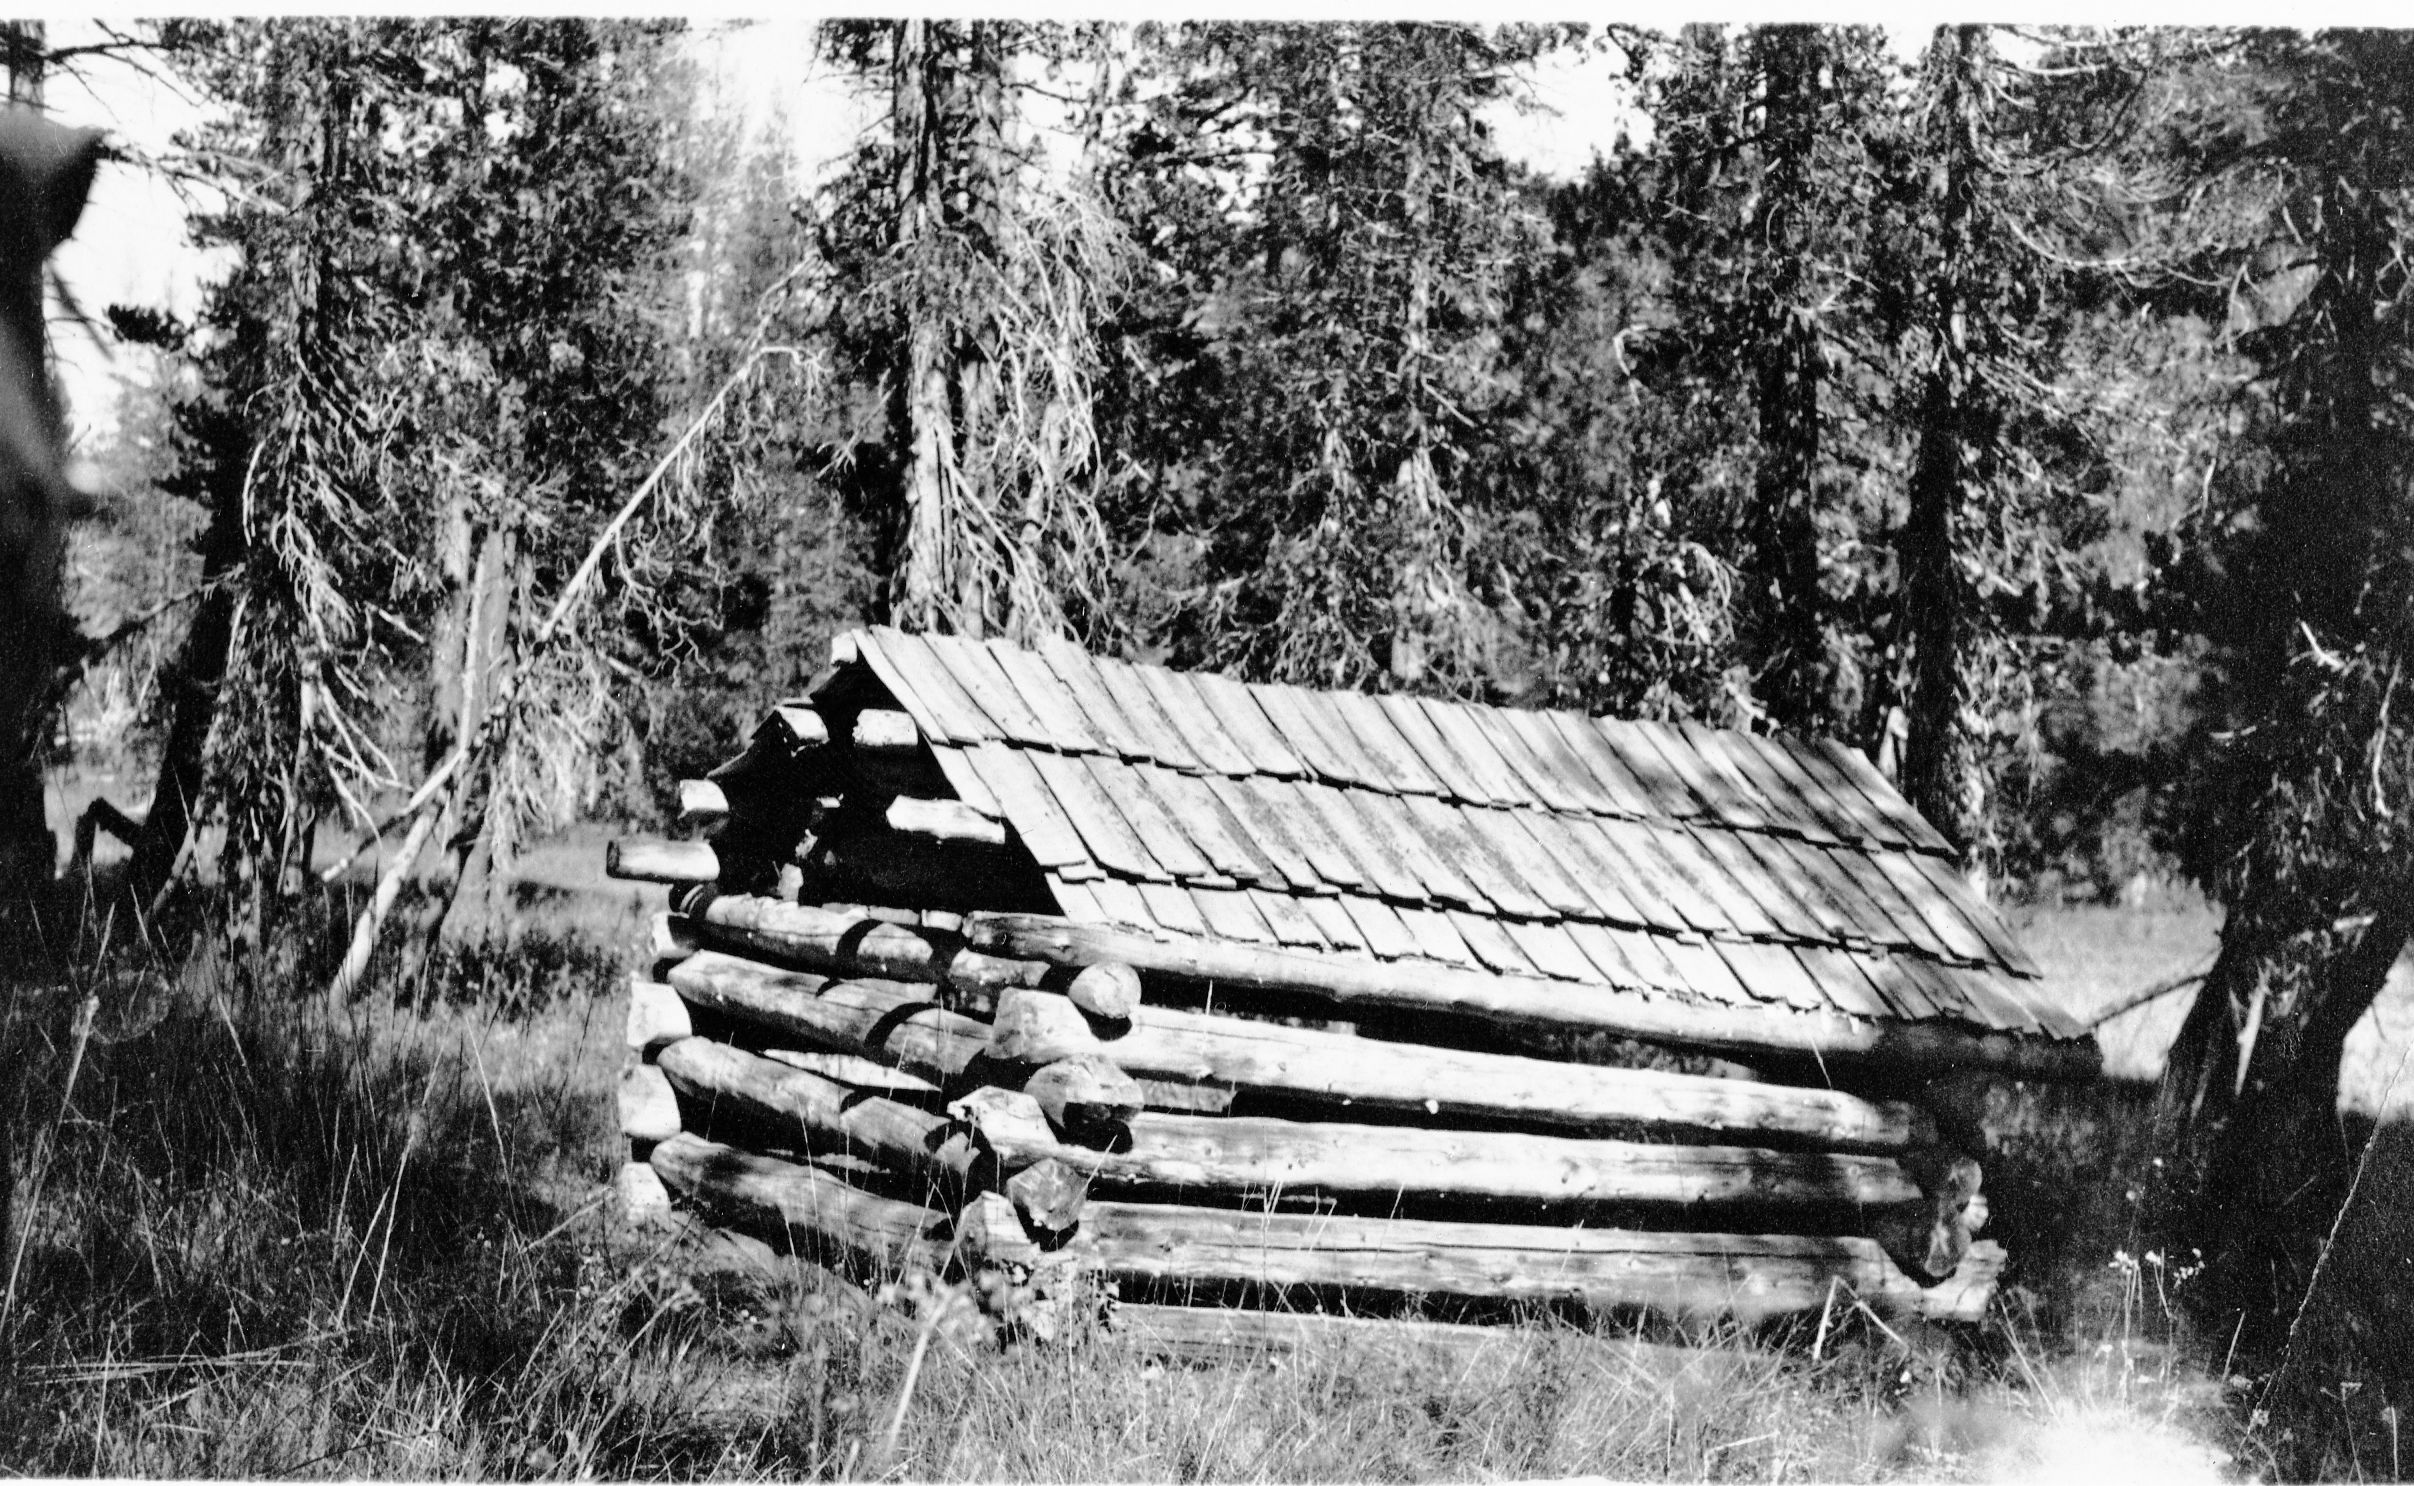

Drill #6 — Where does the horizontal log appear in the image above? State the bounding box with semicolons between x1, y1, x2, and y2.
886;795;1008;848
608;837;720;885
971;1108;1925;1215
1069;1200;2003;1325
655;1037;974;1191
1107;1304;1730;1375
618;1062;681;1144
668;950;994;1088
677;779;729;830
649;1133;947;1276
692;894;1047;1001
963;914;2100;1083
626;977;693;1054
761;1047;942;1099
981;987;1932;1153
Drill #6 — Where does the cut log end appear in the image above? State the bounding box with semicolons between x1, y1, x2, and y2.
852;707;922;755
677;779;730;830
609;837;720;886
1025;1055;1144;1142
626;976;694;1055
1068;961;1143;1021
1004;1158;1092;1236
613;1160;675;1228
618;1062;682;1145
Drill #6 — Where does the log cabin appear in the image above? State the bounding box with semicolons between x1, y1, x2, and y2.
609;626;2097;1346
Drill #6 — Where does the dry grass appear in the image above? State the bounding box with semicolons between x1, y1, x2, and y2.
7;853;2406;1479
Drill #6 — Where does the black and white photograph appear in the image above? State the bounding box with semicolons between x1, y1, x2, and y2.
0;16;2401;1480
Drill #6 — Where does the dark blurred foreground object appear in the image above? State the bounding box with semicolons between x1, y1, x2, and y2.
0;105;99;924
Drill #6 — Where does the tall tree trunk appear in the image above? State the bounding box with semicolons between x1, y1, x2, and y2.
1898;26;1992;886
402;523;514;996
2156;895;2413;1347
126;426;247;917
891;20;959;636
1743;25;1827;734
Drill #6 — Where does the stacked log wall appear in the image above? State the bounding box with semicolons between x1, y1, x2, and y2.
607;683;2010;1340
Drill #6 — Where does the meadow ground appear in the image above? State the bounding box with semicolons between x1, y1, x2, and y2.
0;826;2406;1480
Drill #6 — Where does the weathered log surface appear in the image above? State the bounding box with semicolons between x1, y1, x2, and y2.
668;950;993;1088
972;1107;1925;1214
691;895;1047;1000
1070;1200;2004;1324
608;837;720;885
649;1133;947;1276
964;913;2098;1083
982;987;1933;1153
655;1037;974;1189
761;1046;943;1099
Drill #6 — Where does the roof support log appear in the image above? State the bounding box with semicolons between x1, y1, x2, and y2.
964;913;2099;1083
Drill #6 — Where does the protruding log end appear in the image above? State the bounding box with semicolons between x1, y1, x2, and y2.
956;1188;1044;1272
608;837;720;885
886;795;1008;847
626;976;694;1055
1880;1150;1984;1283
1004;1158;1092;1236
618;1062;682;1146
648;911;700;967
613;1160;676;1228
988;987;1101;1064
1067;962;1142;1022
677;779;730;830
762;702;831;755
852;707;922;755
1025;1055;1144;1142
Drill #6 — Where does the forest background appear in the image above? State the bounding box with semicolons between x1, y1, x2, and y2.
9;17;2414;1481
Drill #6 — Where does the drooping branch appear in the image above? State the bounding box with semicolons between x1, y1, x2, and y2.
322;343;811;999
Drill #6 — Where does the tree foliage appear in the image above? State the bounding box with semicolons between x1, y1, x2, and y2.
132;19;696;927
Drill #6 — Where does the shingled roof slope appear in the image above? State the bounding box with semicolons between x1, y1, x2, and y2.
817;626;2080;1042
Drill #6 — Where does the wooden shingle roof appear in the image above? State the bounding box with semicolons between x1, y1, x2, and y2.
816;627;2081;1044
